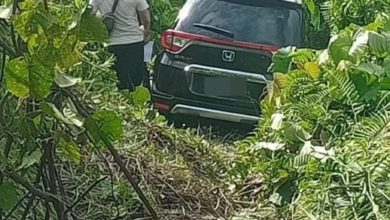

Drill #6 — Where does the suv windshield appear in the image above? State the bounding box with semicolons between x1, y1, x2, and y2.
175;0;303;47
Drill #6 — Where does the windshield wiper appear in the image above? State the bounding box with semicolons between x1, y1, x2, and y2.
193;23;234;38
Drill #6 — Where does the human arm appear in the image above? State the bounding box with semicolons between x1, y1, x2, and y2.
136;0;151;42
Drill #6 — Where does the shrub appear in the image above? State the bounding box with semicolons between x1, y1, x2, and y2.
235;15;390;219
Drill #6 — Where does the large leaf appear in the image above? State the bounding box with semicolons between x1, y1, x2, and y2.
29;63;54;98
283;122;311;143
380;78;390;90
84;111;123;147
358;63;385;76
79;11;108;43
328;32;354;65
349;30;368;57
5;59;29;98
59;134;81;164
55;72;82;88
5;59;54;99
41;102;72;124
304;0;320;29
0;182;18;211
368;31;388;55
269;47;294;73
18;149;42;169
133;86;151;106
304;62;321;80
269;180;295;206
349;71;381;101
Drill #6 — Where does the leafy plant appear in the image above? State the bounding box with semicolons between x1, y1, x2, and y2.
235;14;390;219
0;0;158;219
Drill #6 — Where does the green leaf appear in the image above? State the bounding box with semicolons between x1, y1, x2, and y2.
269;47;294;73
304;62;321;80
5;59;30;98
0;182;18;211
41;102;72;124
132;86;151;106
29;62;54;98
368;31;388;55
269;180;294;206
380;78;390;90
79;12;108;43
283;122;311;143
59;134;81;164
328;32;354;65
358;63;384;76
18;149;42;169
33;10;59;30
55;73;82;88
5;59;54;99
304;0;320;29
349;30;368;57
85;111;123;147
349;71;381;101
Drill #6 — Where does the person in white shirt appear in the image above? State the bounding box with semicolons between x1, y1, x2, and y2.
89;0;151;91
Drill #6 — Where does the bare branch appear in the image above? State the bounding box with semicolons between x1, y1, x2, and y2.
4;170;67;206
64;176;107;214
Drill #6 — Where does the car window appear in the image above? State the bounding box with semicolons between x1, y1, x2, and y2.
176;0;302;47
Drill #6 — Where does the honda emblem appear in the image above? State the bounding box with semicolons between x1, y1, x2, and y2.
222;50;235;62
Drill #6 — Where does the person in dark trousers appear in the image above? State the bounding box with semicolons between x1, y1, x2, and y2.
89;0;151;91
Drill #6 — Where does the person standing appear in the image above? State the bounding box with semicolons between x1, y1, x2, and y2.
89;0;151;91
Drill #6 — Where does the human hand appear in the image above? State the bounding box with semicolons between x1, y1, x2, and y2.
144;32;150;43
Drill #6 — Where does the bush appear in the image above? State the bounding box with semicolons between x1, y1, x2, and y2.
235;15;390;219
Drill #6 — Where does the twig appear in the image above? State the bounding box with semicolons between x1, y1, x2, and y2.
43;0;48;11
96;150;120;217
44;140;66;220
44;201;50;220
65;87;157;218
52;145;69;219
0;92;10;125
4;170;67;206
150;173;192;210
3;134;12;159
10;0;19;56
0;48;6;89
98;134;158;220
41;163;51;220
20;195;35;220
21;159;45;220
64;176;107;214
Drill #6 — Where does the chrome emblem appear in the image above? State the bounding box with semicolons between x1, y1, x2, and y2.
222;50;235;62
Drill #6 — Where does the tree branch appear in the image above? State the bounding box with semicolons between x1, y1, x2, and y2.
4;170;67;206
20;195;35;220
99;136;158;220
44;140;67;220
65;85;158;219
43;0;48;11
10;0;19;56
64;176;107;214
96;150;120;217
